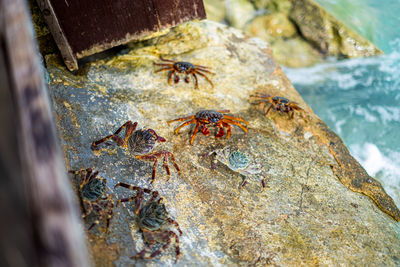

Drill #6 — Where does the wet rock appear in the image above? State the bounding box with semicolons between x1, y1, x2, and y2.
46;20;400;266
245;13;297;40
203;0;226;23
290;0;382;58
203;0;382;67
271;37;323;68
225;0;256;29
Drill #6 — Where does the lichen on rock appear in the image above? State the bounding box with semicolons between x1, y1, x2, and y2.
46;20;400;266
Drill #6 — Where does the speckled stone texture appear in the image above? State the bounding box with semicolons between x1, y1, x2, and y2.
46;21;400;266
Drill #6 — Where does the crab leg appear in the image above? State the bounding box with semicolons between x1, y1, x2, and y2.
196;67;215;74
114;182;153;214
223;115;248;125
222;119;248;133
193;63;210;69
69;168;93;185
81;200;93;219
215;122;225;138
149;157;158;183
154;66;173;72
167;218;183;235
250;93;272;99
144;231;180;263
167;115;195;124
91;121;137;150
195;71;214;88
222;121;232;139
251;99;271;105
265;104;273;115
163;155;171;180
190;122;201;145
133;237;156;259
168;70;176;85
170;119;197;135
216;109;230;113
146;129;166;142
105;209;113;233
114;182;152;193
192;73;199;89
159;56;176;62
166;152;181;176
88;215;101;231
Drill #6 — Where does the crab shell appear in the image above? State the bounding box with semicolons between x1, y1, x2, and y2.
215;148;262;176
137;201;169;231
127;129;157;155
80;178;106;201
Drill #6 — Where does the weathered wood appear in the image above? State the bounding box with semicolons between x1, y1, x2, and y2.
0;0;89;266
36;0;206;70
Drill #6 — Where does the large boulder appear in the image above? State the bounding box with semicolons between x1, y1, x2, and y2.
203;0;382;67
46;20;400;266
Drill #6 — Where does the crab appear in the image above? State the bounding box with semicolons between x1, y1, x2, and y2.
114;182;182;263
69;168;114;233
154;56;214;89
91;121;180;184
167;110;248;145
207;146;266;189
250;93;305;119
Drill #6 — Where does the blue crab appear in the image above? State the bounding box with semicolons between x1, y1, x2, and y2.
208;146;266;189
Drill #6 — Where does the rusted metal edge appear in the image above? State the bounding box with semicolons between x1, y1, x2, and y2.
36;0;78;71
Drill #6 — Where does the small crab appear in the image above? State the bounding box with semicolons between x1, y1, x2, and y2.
91;121;180;183
167;110;248;145
155;56;214;89
114;182;182;263
69;168;114;233
250;93;305;119
207;146;266;189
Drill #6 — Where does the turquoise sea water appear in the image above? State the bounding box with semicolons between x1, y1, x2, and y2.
284;39;400;207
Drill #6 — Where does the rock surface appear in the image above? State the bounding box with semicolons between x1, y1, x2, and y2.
203;0;382;67
46;21;400;266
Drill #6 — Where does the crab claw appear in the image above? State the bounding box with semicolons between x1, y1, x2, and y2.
157;136;166;142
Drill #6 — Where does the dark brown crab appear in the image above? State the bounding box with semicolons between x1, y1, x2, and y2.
167;110;248;145
250;93;305;119
91;121;180;183
115;182;182;263
154;56;214;89
69;168;114;233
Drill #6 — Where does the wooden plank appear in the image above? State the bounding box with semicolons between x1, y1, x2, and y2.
36;0;77;70
37;0;206;70
0;0;90;266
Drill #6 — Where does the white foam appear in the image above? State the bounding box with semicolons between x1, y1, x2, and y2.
354;106;378;122
350;143;400;206
370;106;400;124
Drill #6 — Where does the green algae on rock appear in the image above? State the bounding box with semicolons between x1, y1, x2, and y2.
46;20;400;266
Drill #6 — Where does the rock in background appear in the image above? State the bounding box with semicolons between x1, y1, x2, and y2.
204;0;382;67
45;20;400;266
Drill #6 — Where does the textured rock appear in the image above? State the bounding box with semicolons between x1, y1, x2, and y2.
290;0;381;58
46;21;400;266
203;0;382;67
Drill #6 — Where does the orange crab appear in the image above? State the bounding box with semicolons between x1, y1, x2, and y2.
154;56;214;89
250;93;305;119
167;110;248;145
